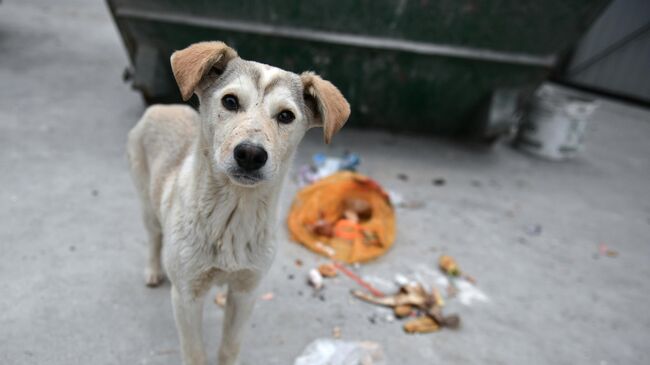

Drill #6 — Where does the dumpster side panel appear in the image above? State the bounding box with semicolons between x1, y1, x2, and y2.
107;0;609;135
111;0;608;55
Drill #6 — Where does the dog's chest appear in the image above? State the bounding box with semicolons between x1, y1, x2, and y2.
168;207;275;274
209;203;274;271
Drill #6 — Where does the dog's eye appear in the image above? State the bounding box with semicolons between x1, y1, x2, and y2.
276;110;295;124
221;94;239;111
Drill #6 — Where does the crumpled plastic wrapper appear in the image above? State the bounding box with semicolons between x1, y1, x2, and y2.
288;171;395;263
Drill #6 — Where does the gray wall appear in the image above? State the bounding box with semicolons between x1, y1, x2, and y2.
565;0;650;102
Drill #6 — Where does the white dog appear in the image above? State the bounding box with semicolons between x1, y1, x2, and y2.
127;41;350;365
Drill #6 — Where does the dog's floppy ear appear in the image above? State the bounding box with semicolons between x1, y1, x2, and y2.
301;72;351;144
170;41;238;101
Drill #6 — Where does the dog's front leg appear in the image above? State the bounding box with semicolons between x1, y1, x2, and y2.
172;285;207;365
218;274;260;365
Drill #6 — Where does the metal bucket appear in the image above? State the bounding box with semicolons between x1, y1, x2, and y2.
516;85;599;160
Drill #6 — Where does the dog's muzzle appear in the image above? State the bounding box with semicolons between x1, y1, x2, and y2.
230;143;267;185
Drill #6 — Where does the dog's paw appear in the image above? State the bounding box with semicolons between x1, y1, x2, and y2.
144;267;164;287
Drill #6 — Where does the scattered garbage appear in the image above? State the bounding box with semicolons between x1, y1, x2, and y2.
318;263;338;278
286;153;488;340
371;266;480;306
437;255;483;304
598;243;619;258
352;277;393;299
307;260;386;298
260;292;275;301
356;257;488;332
403;315;440;333
314;241;337;257
288;171;395;263
308;268;324;290
294;339;385;365
330;262;383;297
438;255;461;276
352;281;460;334
309;214;335;238
297;152;361;186
439;255;476;284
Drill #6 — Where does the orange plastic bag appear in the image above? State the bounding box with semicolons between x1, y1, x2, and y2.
287;171;396;263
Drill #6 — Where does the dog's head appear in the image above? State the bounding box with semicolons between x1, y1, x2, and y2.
170;41;350;187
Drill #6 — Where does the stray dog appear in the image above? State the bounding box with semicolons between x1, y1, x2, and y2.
127;41;350;365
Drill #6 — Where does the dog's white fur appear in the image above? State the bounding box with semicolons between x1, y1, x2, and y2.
127;41;349;365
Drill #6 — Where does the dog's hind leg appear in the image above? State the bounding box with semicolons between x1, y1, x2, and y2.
127;125;164;287
143;209;164;287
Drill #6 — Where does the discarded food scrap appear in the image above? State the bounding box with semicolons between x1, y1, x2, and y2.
403;315;439;333
439;255;461;276
352;282;460;334
318;263;338;278
393;305;413;318
439;254;476;283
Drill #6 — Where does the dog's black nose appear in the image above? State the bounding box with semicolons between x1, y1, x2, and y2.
234;143;268;171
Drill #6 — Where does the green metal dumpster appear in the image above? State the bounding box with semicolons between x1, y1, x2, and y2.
107;0;609;136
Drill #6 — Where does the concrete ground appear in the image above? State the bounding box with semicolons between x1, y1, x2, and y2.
1;1;649;364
